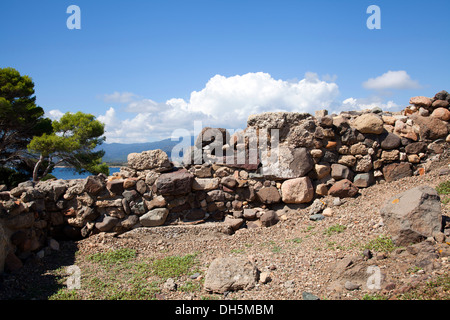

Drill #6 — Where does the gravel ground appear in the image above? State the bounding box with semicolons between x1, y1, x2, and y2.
1;156;449;300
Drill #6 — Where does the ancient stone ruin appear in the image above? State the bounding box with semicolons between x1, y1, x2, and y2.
1;91;449;273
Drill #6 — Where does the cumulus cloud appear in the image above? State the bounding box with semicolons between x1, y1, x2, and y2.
46;109;64;121
362;70;421;91
97;72;342;143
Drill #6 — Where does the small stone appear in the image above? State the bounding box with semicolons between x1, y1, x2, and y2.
333;197;342;206
363;249;373;260
48;239;60;251
190;272;201;280
344;281;361;291
309;214;325;221
322;208;334;217
302;292;320;300
259;272;272;284
164;278;177;291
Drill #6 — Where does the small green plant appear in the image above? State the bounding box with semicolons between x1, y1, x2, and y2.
231;248;245;254
436;180;450;195
49;289;80;300
362;293;388;300
407;266;423;274
364;235;398;252
287;237;303;244
324;224;347;236
150;253;198;280
179;281;202;292
87;248;136;266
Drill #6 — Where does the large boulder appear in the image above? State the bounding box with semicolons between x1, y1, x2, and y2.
351;113;384;135
204;257;259;293
260;145;314;179
410;115;448;140
127;149;172;171
380;186;442;246
281;177;314;204
410;96;433;108
154;169;194;196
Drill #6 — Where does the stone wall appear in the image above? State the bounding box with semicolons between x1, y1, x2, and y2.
1;91;449;273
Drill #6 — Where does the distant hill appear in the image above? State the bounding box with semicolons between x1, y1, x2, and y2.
98;137;194;165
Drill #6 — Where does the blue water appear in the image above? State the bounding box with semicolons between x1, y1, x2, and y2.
52;167;121;180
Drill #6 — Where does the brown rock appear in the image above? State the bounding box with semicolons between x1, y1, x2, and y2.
256;186;281;204
154;169;194;196
409;96;432;108
410;114;448;140
352;113;384;134
382;163;412;182
431;107;450;121
405;142;427;154
260;210;279;227
431;100;449;108
328;179;359;198
281;177;314;204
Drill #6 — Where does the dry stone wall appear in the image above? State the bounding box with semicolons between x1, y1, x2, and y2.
1;90;450;273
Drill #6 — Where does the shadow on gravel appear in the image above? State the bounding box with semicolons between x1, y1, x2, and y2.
0;241;78;300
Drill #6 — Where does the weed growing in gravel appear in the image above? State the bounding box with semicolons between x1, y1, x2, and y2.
150;253;199;280
436;180;450;205
86;248;136;266
324;224;347;236
436;180;450;195
363;235;398;252
362;293;388;300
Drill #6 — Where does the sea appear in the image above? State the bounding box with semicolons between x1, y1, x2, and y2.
52;167;121;180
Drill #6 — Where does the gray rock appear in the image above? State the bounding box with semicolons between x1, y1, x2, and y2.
308;199;326;215
353;172;374;188
260;210;279;227
204;257;259;293
127;149;172;171
260;145;314;179
331;164;354;181
344;281;361;291
155;169;194;196
309;214;325;221
139;208;169;227
163;278;177;291
302;292;320;300
380;186;442;246
379;132;401;150
95;215;119;232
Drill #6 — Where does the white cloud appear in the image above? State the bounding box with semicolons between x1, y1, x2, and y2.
102;92;138;104
97;72;342;143
46;109;64;121
362;70;421;91
341;97;399;111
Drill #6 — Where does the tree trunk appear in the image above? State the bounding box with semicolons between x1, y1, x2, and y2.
32;154;44;182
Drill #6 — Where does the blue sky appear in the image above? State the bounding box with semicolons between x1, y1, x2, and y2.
1;0;449;143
